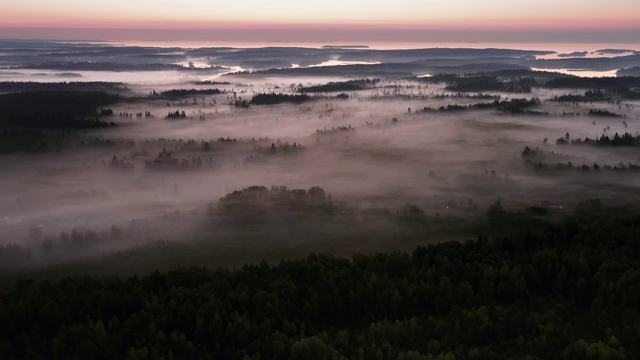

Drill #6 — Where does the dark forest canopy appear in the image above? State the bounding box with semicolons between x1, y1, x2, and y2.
1;199;639;359
549;90;611;102
544;76;640;89
0;81;127;93
555;132;640;146
249;93;312;105
193;80;231;85
234;64;419;78
299;79;380;92
0;91;119;128
588;109;623;117
445;76;534;93
152;88;222;97
481;69;576;80
417;73;640;95
417;75;534;93
421;97;542;115
420;70;573;83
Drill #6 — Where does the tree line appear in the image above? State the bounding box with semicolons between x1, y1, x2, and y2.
299;79;380;93
420;98;542;114
1;199;639;359
0;91;119;128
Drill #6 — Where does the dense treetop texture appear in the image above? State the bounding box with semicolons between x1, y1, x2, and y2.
0;91;119;128
1;200;639;359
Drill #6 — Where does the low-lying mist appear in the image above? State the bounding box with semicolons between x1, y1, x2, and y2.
1;71;640;274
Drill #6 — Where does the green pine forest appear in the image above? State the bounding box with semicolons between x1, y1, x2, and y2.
1;199;639;359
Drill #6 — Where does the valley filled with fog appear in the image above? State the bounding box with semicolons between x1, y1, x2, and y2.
1;40;640;275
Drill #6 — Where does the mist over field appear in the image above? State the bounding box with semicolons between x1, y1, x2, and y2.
1;40;640;274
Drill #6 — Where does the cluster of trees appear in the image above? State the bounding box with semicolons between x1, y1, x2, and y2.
443;76;534;93
588;109;623;117
521;146;537;158
556;132;640;146
0;129;145;154
233;99;250;108
544;76;640;90
118;111;152;119
0;128;46;153
0;213;206;272
2;117;116;129
527;159;640;172
0;81;126;93
420;98;542;114
1;185;447;273
432;93;500;100
210;185;340;234
0;91;119;128
215;137;238;143
235;93;340;108
522;143;640;171
2;199;640;358
151;89;221;97
1;224;130;271
249;93;312;105
549;90;610;103
299;79;380;93
165;110;187;119
217;185;332;214
363;118;399;128
109;155;134;170
145;149;203;170
621;89;640;99
419;73;640;100
194;80;231;85
497;98;542;114
415;74;461;84
266;142;303;153
315;125;355;134
243;143;305;164
544;78;640;100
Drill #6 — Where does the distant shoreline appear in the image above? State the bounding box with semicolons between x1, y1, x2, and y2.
3;38;637;53
322;45;370;49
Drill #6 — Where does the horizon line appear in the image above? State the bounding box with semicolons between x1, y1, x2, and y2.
2;27;640;44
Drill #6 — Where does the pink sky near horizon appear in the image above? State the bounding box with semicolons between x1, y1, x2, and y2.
2;0;639;42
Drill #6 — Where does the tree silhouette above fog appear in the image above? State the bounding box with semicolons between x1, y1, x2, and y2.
419;98;543;115
0;91;119;128
298;79;380;93
249;93;312;105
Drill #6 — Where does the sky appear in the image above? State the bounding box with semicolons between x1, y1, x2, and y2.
1;0;639;43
